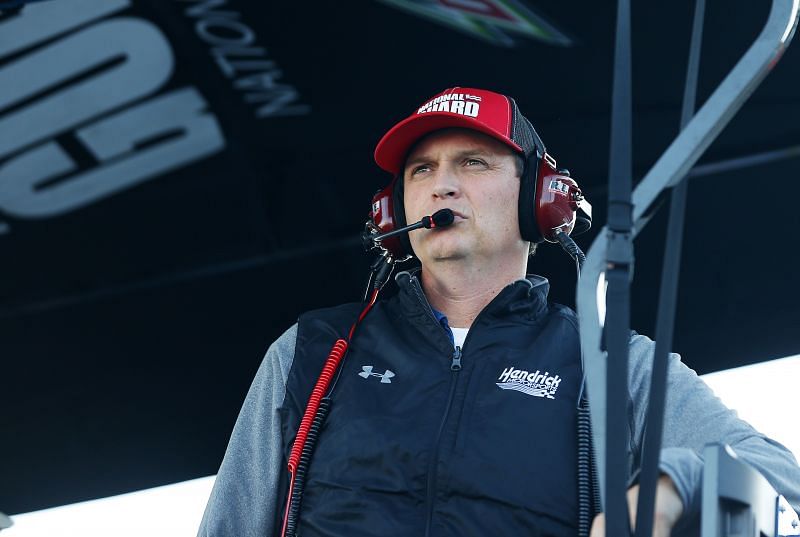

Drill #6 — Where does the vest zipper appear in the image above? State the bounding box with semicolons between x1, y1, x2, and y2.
424;345;462;537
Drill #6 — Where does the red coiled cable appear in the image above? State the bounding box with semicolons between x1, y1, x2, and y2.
287;338;348;472
280;288;381;537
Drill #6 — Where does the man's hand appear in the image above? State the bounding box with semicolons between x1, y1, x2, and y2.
590;474;684;537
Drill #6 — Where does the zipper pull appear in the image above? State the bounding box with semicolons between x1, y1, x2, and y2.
451;346;462;371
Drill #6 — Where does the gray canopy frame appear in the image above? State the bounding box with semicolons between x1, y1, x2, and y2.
576;0;799;512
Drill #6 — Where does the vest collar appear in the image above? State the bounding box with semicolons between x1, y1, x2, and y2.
394;268;551;323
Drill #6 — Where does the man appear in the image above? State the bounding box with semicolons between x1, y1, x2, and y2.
198;87;800;536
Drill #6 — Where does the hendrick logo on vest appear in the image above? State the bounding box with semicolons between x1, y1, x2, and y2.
496;366;562;399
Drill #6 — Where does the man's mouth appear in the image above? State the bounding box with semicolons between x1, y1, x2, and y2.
442;210;466;220
428;211;464;230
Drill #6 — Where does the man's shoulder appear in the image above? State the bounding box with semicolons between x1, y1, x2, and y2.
300;301;365;320
297;301;370;334
547;301;579;331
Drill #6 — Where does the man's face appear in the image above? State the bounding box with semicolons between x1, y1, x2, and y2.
403;128;529;266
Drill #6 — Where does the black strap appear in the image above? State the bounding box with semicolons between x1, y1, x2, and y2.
604;0;634;534
633;1;705;536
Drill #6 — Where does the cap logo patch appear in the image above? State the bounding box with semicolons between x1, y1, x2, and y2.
417;93;481;117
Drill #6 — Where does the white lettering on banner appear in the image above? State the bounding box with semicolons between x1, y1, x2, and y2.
0;18;175;159
179;0;311;118
0;88;224;218
196;18;255;46
0;2;226;233
0;0;130;59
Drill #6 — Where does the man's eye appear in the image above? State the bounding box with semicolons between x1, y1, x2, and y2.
411;164;431;175
465;158;487;167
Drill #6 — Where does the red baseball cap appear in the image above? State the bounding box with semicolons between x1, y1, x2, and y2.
374;87;542;175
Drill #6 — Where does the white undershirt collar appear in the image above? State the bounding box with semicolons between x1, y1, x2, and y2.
451;327;469;348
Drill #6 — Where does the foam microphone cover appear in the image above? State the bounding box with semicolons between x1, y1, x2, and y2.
430;209;455;227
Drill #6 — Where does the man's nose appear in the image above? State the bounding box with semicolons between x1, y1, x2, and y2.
431;168;461;199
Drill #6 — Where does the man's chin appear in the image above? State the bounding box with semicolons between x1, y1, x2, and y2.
413;237;471;264
427;249;469;263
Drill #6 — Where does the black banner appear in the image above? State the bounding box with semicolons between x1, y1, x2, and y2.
2;0;799;515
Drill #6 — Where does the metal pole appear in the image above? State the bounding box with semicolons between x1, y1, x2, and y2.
578;0;798;529
634;1;706;535
604;0;634;533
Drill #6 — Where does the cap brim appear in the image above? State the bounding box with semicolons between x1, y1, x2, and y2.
374;112;523;175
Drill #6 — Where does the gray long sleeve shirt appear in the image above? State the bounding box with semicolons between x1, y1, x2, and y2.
198;324;800;536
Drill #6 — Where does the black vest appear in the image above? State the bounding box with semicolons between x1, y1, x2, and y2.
278;272;584;536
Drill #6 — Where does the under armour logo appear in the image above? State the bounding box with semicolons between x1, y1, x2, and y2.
358;365;395;383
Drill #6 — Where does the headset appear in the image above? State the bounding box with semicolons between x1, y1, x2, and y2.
364;124;593;262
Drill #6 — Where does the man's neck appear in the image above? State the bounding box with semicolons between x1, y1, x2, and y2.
419;257;527;328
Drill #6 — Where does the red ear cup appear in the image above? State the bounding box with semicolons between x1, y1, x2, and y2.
367;180;408;258
535;154;586;242
519;152;592;245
